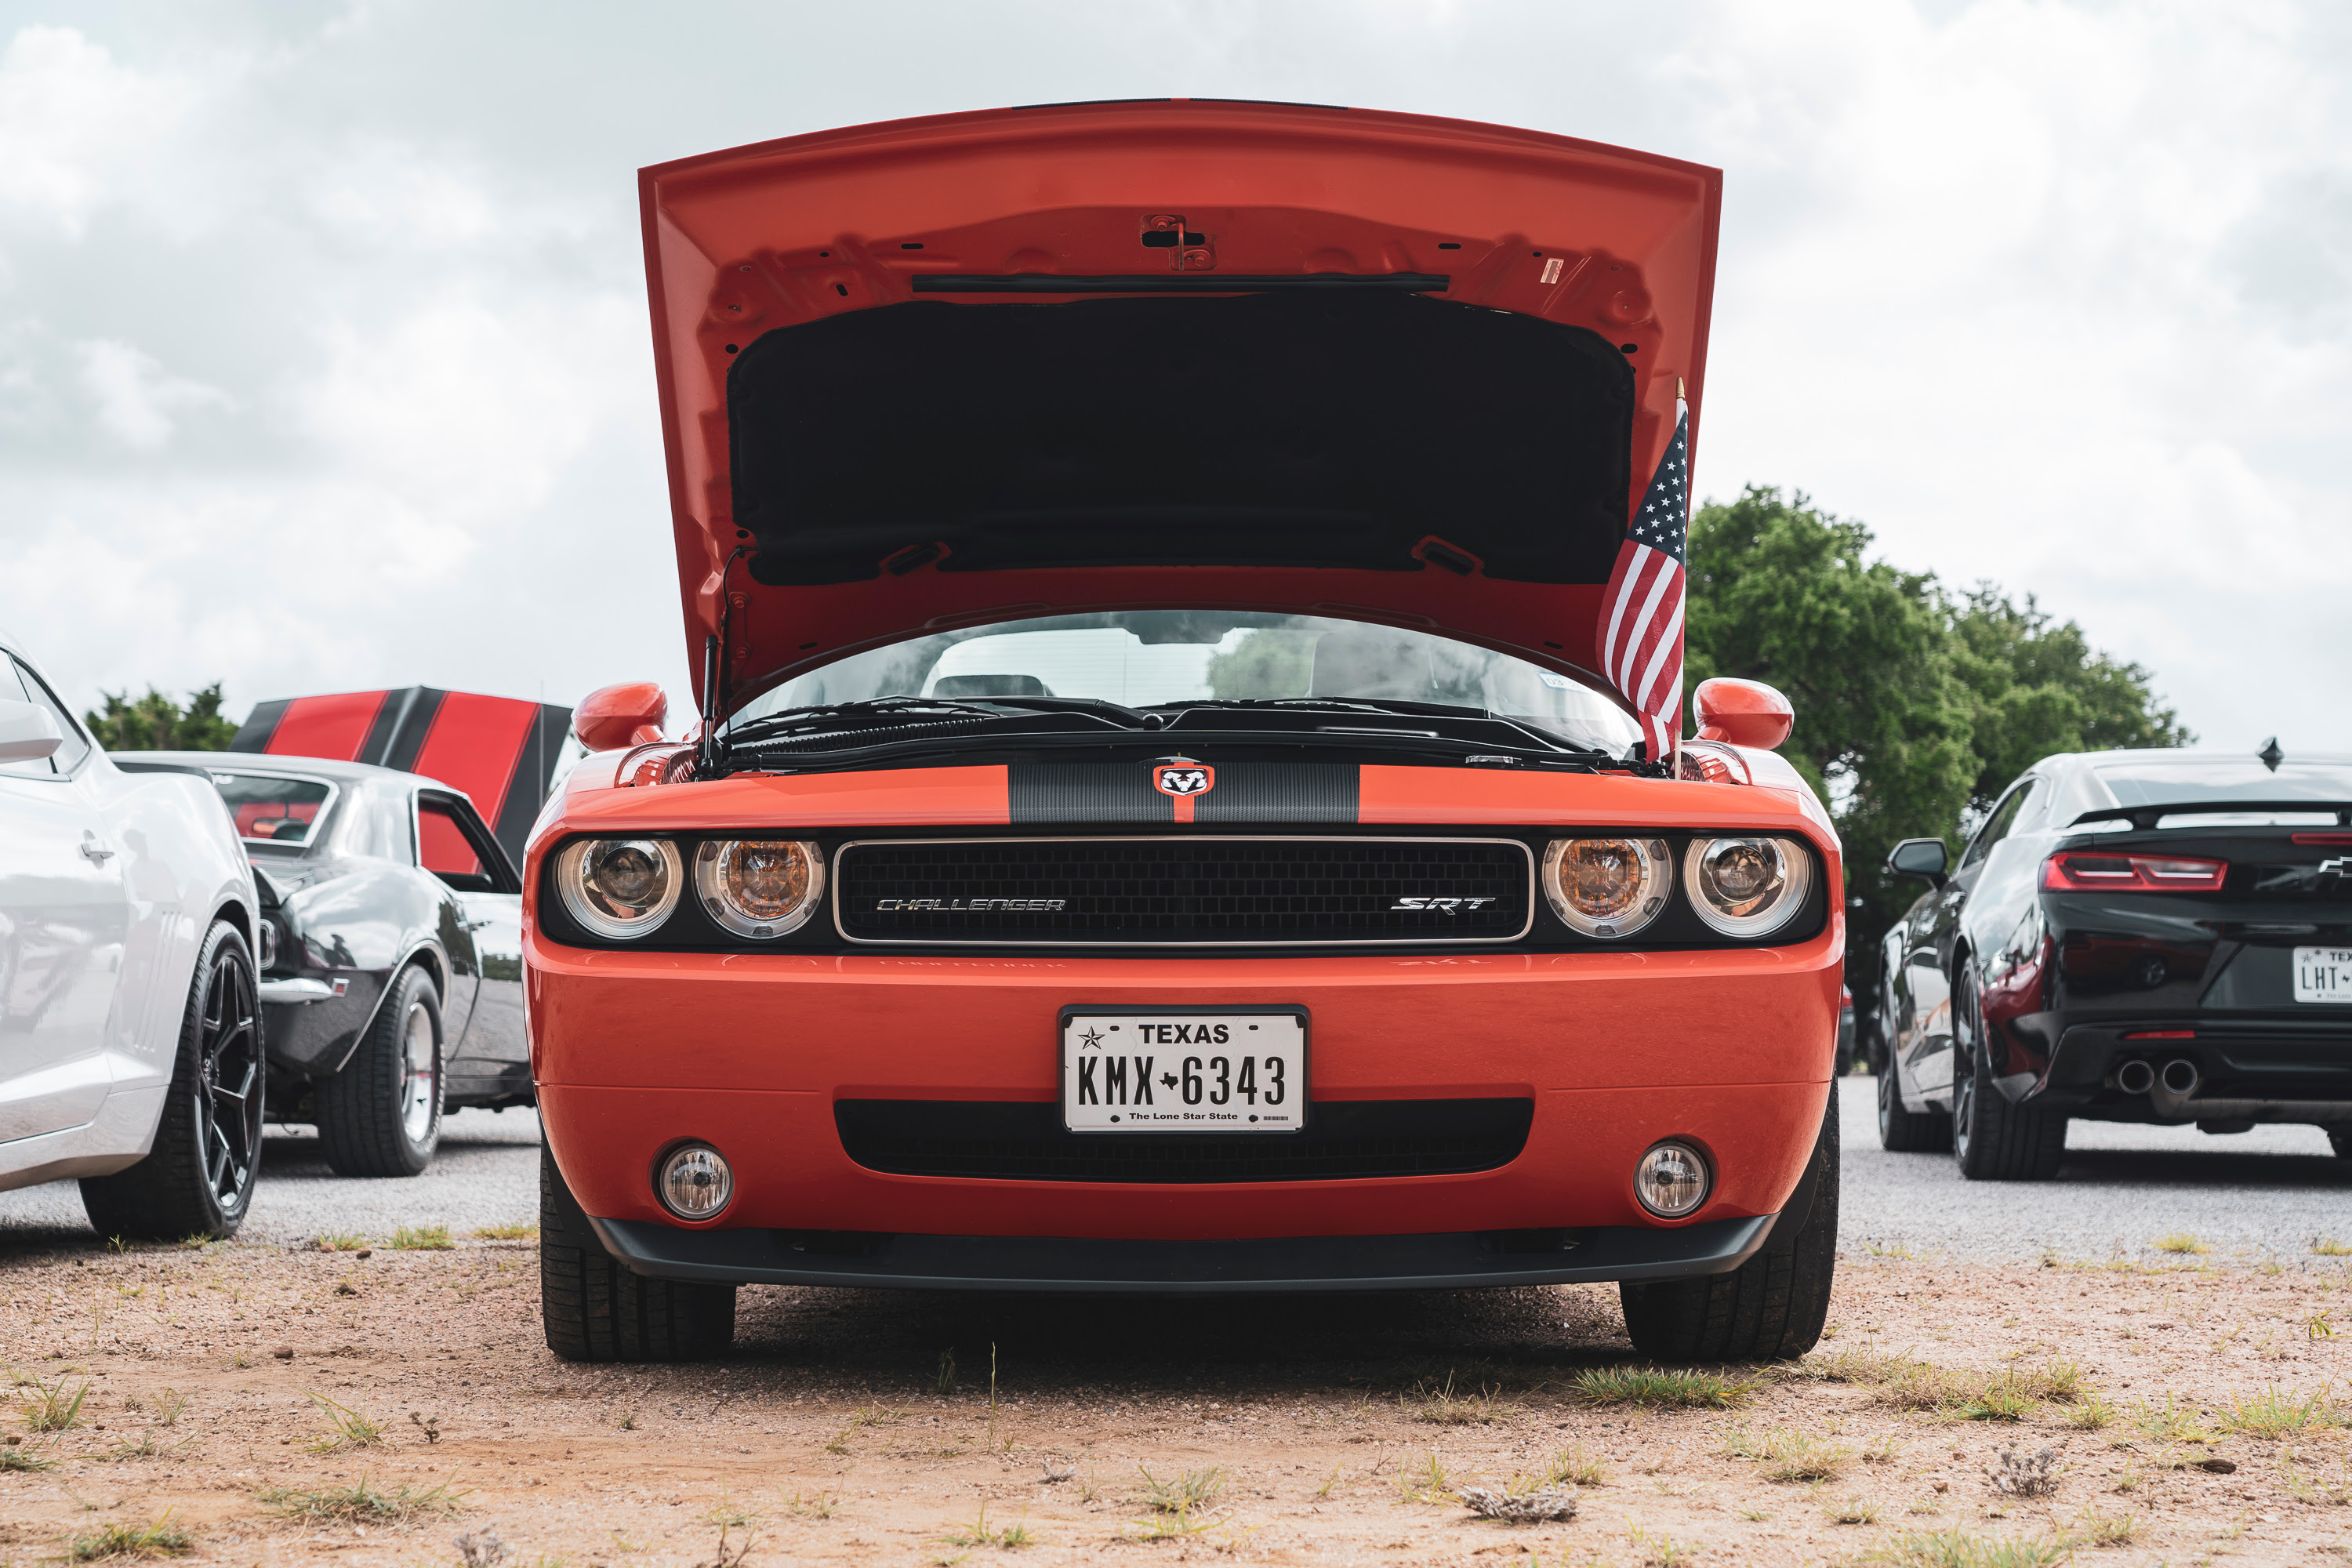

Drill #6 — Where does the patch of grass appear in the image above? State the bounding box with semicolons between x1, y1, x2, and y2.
20;1374;90;1432
1810;1348;1930;1386
2070;1507;2137;1546
1722;1425;1853;1483
390;1225;453;1250
1867;1528;2073;1567
1406;1371;1515;1425
303;1390;387;1451
2064;1394;2114;1432
2216;1384;2344;1439
472;1222;538;1240
1826;1496;1880;1524
2314;1237;2352;1257
2152;1232;2211;1255
1959;1381;2036;1423
317;1232;367;1251
1396;1450;1453;1504
777;1488;837;1519
259;1474;466;1523
704;1487;761;1529
1138;1465;1225;1513
1573;1365;1751;1408
152;1388;187;1427
2125;1392;2214;1444
1625;1519;1698;1566
1;1445;57;1472
66;1514;194;1560
1864;1434;1904;1464
1543;1442;1607;1487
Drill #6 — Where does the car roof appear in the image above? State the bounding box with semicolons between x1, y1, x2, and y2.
114;750;468;799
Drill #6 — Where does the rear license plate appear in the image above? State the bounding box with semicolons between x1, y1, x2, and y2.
1059;1007;1307;1133
2294;946;2352;1004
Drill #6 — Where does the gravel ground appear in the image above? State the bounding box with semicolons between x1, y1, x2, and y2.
3;1083;2344;1263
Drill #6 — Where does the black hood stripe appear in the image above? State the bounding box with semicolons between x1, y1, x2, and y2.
1008;762;1359;825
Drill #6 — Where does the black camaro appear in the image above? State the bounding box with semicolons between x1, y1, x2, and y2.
1875;744;2352;1179
115;753;528;1176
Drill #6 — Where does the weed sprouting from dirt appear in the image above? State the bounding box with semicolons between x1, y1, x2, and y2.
777;1488;838;1519
410;1410;441;1444
1825;1496;1881;1524
704;1486;760;1529
318;1232;367;1251
1573;1365;1751;1408
1625;1519;1697;1565
473;1222;538;1240
2064;1394;2114;1431
260;1473;466;1523
2070;1507;2138;1546
1810;1348;1929;1386
391;1225;454;1250
20;1373;91;1432
936;1498;1036;1549
2125;1393;2214;1444
1406;1370;1515;1425
303;1390;387;1451
151;1388;187;1427
1867;1527;2073;1567
2313;1236;2352;1258
2216;1384;2345;1439
1138;1464;1226;1513
1721;1426;1852;1483
2152;1232;2211;1255
1396;1451;1453;1504
1544;1442;1608;1487
66;1513;194;1559
936;1346;956;1395
2;1443;57;1472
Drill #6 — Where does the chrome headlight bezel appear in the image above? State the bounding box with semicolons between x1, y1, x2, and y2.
1682;835;1813;938
555;837;683;939
693;838;826;939
1541;836;1672;938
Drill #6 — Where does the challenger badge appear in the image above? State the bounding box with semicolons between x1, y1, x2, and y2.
1152;757;1215;822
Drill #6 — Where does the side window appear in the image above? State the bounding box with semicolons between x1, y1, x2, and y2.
417;796;506;892
4;658;92;777
0;658;47;778
1962;779;2038;869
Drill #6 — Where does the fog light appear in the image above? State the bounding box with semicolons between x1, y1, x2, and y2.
655;1143;733;1221
1633;1141;1711;1218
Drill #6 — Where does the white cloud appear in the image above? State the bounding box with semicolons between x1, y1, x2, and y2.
0;25;206;238
74;339;232;449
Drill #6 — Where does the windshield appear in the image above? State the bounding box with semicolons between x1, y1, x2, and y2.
211;772;334;844
732;612;1641;753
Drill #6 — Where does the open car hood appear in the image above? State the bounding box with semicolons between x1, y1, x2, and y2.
641;100;1719;717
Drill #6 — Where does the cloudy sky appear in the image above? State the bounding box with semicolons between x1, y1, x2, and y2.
2;0;2345;757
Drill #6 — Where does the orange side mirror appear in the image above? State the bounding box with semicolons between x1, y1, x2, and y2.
1691;677;1794;751
574;682;669;752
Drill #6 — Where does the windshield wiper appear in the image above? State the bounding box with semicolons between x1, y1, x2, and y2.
727;696;1008;744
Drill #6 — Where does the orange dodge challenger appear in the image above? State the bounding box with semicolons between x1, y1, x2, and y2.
526;100;1843;1365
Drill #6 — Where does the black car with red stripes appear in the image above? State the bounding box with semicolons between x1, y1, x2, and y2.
1874;744;2352;1179
113;753;530;1177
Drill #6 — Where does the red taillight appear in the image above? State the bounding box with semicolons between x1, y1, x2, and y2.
2041;851;2227;893
2292;832;2352;846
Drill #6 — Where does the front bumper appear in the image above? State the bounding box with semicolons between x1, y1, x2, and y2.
586;1212;1777;1293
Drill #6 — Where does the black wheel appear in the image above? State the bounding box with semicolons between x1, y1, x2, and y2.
1618;1079;1838;1363
80;920;264;1240
540;1145;735;1363
1877;1046;1951;1152
316;966;443;1177
1951;970;2065;1181
2325;1126;2351;1160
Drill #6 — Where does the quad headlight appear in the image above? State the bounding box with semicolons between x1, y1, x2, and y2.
556;838;683;938
1683;836;1812;938
1541;837;1671;938
695;839;824;938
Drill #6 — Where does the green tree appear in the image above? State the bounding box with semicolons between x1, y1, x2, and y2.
83;684;240;752
1682;487;2187;1004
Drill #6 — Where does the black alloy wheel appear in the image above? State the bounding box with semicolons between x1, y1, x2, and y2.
81;920;266;1240
1876;1044;1951;1152
1618;1079;1839;1363
1950;968;2065;1181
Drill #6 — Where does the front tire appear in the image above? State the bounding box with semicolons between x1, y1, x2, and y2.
540;1145;736;1363
80;920;265;1241
2325;1126;2351;1160
1951;971;2065;1181
316;966;443;1177
1877;1050;1951;1152
1618;1079;1839;1363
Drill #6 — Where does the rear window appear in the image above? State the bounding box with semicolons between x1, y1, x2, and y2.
212;773;334;844
2085;757;2352;811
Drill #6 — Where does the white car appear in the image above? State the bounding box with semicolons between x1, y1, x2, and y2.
0;632;267;1238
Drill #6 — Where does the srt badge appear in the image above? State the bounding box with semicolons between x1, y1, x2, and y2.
1151;757;1215;822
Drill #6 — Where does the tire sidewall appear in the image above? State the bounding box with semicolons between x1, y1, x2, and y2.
197;924;263;1229
383;969;445;1171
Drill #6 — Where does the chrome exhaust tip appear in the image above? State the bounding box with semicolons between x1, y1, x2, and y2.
2159;1058;2200;1097
2115;1059;2155;1096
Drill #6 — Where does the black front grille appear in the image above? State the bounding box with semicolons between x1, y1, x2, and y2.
835;1098;1533;1183
834;836;1530;946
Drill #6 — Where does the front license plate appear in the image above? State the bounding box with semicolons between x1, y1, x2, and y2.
1059;1007;1307;1134
2294;946;2352;1004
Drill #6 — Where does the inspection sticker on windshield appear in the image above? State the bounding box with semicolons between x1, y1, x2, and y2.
1059;1007;1307;1133
2294;947;2352;1004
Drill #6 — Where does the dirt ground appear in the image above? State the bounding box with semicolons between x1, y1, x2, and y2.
3;1234;2349;1568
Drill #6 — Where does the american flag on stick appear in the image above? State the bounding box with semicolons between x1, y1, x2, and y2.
1599;395;1690;764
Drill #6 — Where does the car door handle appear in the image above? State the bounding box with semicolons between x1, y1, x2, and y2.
79;835;116;864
